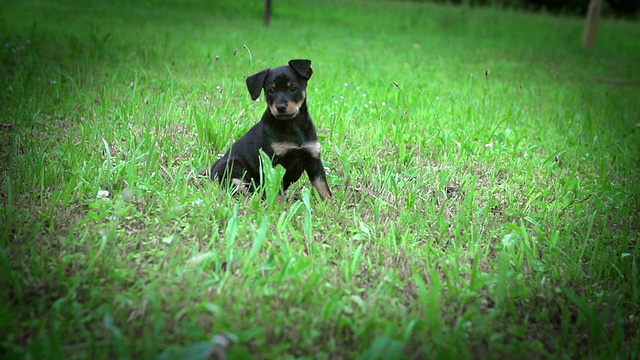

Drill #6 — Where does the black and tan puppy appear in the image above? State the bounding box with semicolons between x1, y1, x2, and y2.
211;59;331;199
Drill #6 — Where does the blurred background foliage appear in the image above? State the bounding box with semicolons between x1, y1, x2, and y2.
403;0;639;17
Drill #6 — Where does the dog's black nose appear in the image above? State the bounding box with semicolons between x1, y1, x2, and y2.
276;104;287;113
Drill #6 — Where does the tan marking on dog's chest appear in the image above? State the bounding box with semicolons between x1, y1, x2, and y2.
271;140;322;158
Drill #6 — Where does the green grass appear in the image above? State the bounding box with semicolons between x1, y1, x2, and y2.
1;0;639;358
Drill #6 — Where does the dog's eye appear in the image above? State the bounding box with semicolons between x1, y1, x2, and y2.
267;88;275;95
289;86;297;93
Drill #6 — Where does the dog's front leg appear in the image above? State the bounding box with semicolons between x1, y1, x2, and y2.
305;160;332;199
231;178;251;196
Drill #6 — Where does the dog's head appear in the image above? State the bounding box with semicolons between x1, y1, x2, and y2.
246;59;313;120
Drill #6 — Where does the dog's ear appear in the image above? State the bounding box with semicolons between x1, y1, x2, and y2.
246;69;270;101
288;59;313;80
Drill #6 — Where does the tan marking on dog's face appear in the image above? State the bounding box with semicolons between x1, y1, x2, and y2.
300;90;306;105
270;100;303;119
311;177;332;199
268;86;306;119
283;89;306;117
268;103;280;117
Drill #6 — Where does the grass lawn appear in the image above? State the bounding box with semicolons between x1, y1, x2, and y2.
1;0;639;358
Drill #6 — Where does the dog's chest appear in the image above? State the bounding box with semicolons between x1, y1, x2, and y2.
270;140;321;159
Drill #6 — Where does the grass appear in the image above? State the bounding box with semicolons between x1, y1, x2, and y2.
1;0;639;358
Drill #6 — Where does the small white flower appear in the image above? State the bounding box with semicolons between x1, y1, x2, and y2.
382;101;386;106
97;190;110;199
485;143;493;148
344;83;349;87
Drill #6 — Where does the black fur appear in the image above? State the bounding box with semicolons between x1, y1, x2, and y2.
211;59;332;199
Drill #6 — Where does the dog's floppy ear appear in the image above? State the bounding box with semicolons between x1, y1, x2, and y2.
246;69;270;101
288;59;313;80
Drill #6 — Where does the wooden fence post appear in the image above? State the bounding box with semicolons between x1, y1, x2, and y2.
583;0;603;49
264;0;272;26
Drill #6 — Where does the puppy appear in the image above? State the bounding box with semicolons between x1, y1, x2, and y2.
211;59;331;199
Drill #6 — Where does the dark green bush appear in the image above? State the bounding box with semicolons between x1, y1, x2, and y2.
404;0;639;17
